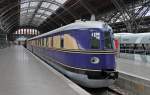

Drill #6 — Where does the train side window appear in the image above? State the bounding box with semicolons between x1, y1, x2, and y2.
104;32;113;49
35;40;37;46
44;38;47;47
38;39;40;46
32;40;33;46
48;37;51;48
41;38;43;47
33;40;35;46
43;38;45;47
46;38;48;47
60;34;64;48
51;37;53;47
64;34;78;49
35;40;36;46
91;32;100;49
37;40;39;46
39;39;40;46
31;40;33;46
53;35;61;48
39;39;41;46
40;39;42;46
33;40;34;46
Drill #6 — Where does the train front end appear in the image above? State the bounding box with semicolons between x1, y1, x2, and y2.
68;22;118;88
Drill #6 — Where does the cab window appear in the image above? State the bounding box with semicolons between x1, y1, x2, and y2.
91;32;100;49
104;32;113;49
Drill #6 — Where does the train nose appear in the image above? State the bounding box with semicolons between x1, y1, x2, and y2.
91;57;100;64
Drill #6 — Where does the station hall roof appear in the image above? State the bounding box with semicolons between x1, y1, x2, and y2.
0;0;149;35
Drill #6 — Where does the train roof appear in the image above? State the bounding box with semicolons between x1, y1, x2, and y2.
114;33;150;36
114;33;150;43
114;33;133;35
28;21;112;40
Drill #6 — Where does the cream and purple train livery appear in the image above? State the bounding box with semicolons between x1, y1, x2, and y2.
27;20;118;88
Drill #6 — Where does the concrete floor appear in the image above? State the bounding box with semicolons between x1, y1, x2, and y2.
0;46;89;95
2;45;149;95
116;57;150;81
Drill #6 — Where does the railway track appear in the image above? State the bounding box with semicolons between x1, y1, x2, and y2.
83;85;127;95
107;85;127;95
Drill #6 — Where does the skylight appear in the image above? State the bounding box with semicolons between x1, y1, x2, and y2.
28;9;35;13
56;0;67;4
41;16;47;19
21;10;27;14
45;11;52;15
49;4;59;11
21;3;29;8
145;9;150;16
35;15;41;18
134;6;150;17
20;0;68;27
41;2;51;8
37;9;45;14
30;2;39;7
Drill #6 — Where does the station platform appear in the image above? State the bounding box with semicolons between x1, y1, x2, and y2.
0;46;90;95
116;57;150;95
116;57;150;81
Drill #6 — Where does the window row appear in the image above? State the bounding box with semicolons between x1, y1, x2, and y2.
15;29;40;35
120;43;150;55
120;43;150;50
28;34;79;49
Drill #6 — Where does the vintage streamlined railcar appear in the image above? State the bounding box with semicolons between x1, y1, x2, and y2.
27;21;118;88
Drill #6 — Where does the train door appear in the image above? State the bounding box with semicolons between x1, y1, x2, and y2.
114;38;119;49
114;38;120;55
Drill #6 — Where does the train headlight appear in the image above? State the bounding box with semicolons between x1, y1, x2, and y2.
91;57;100;64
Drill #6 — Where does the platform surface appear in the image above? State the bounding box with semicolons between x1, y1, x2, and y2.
116;57;150;80
0;46;89;95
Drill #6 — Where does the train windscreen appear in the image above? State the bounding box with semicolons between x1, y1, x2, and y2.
91;32;100;49
104;32;113;49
